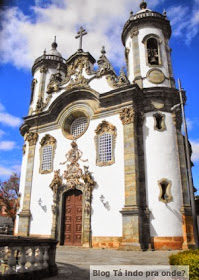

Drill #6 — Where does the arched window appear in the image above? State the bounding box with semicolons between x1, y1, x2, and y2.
39;134;56;174
158;179;172;203
147;38;159;65
95;121;117;166
153;112;166;131
142;34;162;66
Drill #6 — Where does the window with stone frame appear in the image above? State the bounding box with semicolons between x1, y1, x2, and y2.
39;134;56;174
142;34;162;66
158;178;172;203
153;112;166;132
95;120;117;167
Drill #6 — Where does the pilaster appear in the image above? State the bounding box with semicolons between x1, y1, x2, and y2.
175;126;195;249
18;132;38;236
131;31;142;88
119;106;142;250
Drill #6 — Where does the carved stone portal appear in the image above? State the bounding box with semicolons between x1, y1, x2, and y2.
49;141;96;247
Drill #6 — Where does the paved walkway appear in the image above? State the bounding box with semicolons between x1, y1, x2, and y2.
44;247;179;280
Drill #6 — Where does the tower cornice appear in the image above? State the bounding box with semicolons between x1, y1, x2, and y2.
121;11;171;45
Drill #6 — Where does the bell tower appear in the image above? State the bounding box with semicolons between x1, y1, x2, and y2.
122;1;175;88
29;37;67;116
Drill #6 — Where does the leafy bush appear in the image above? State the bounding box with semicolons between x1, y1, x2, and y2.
169;250;199;280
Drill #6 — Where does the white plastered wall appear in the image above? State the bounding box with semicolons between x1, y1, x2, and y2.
143;111;183;237
29;113;124;237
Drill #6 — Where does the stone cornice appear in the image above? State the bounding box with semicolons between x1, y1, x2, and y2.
122;12;171;45
20;85;186;136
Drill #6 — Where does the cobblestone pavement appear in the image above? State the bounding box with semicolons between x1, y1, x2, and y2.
44;247;179;280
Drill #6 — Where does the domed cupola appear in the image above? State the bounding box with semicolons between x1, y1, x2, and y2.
122;0;175;88
32;37;67;75
46;38;62;57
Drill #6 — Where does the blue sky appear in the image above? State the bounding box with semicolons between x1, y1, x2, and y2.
0;0;198;193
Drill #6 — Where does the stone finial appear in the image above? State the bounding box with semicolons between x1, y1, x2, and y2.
130;10;133;17
101;46;106;56
51;36;58;50
140;0;147;10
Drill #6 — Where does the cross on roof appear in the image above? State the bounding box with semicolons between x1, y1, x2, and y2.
75;26;87;52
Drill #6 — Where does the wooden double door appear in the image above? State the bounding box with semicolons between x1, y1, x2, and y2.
64;189;82;246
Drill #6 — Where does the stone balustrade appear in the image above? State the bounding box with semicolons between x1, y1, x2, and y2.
0;235;58;279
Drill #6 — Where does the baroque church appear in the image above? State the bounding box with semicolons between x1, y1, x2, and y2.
15;1;195;250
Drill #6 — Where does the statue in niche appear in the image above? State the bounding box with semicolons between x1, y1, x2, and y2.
50;169;62;194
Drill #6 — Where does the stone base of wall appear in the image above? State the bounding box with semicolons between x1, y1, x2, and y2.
151;236;183;250
92;237;122;249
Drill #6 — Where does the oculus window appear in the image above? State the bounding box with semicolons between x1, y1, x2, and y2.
70;117;88;138
63;111;89;140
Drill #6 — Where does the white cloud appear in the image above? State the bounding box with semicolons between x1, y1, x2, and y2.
0;102;22;127
0;164;21;177
0;166;13;176
0;0;165;70
167;4;199;44
0;141;16;151
191;139;199;162
0;129;5;138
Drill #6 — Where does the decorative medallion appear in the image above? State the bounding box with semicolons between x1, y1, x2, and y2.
147;68;165;84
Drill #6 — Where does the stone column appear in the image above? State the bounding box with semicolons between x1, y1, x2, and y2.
131;30;142;88
172;112;195;249
18;132;38;236
119;106;142;250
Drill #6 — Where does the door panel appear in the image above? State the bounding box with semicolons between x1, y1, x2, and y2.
64;189;82;245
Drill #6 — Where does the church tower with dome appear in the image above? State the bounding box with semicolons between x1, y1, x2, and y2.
16;1;195;250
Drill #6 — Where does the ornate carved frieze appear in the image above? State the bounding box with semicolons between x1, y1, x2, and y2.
60;141;87;190
66;73;90;89
106;67;129;89
95;120;117;135
40;134;56;146
50;169;62;195
35;95;52;113
83;166;95;215
40;65;48;73
47;72;62;94
25;132;38;146
120;107;135;125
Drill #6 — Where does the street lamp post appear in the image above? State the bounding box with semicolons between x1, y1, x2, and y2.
177;79;199;249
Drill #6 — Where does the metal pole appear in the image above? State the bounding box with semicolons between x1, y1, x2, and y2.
178;78;199;248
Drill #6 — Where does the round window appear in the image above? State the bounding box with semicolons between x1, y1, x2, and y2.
62;111;89;139
70;117;88;138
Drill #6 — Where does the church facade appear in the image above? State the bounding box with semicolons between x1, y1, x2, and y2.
15;1;195;250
